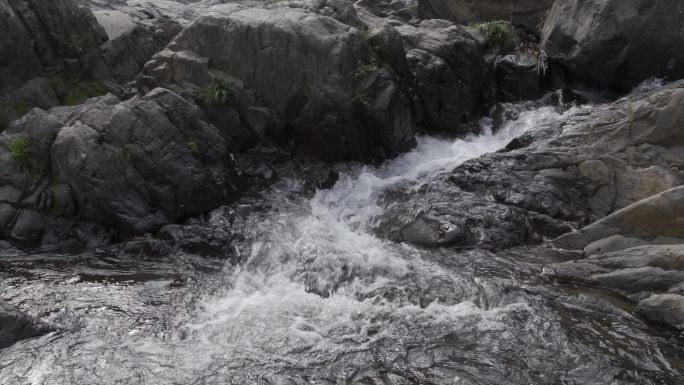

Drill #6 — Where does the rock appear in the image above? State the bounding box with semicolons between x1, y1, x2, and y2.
90;9;183;82
144;5;416;161
395;19;488;133
544;244;684;307
495;52;544;101
418;0;554;33
0;88;242;249
541;0;684;93
373;81;684;250
635;294;684;330
0;0;108;96
0;299;51;349
555;186;684;251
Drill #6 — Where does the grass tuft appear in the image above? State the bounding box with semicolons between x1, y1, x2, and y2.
9;137;31;170
472;21;514;47
194;81;238;106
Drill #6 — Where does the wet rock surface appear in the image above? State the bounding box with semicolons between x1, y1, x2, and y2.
373;82;684;250
0;299;51;349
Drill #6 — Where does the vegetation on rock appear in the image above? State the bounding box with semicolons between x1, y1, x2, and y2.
8;137;31;170
473;20;514;46
194;81;238;106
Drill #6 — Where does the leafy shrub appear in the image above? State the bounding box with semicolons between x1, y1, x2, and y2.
473;21;514;47
9;137;31;169
194;81;237;106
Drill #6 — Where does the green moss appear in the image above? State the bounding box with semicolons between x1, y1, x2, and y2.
352;90;372;108
115;146;133;161
352;59;379;81
8;137;31;169
50;75;109;106
186;140;200;156
473;21;514;47
62;80;109;106
12;102;30;117
194;80;237;106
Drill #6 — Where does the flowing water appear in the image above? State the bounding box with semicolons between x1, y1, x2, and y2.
1;106;682;385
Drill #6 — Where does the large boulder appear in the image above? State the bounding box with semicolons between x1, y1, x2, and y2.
373;81;684;250
541;0;684;93
393;19;488;133
144;5;416;161
418;0;554;33
0;299;51;349
0;0;107;96
0;88;241;249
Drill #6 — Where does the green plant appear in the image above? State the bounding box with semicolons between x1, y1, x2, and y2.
352;59;379;81
186;140;200;156
194;81;237;106
352;90;372;108
12;102;29;117
51;75;109;106
473;21;514;47
115;146;133;161
359;26;371;41
8;137;31;170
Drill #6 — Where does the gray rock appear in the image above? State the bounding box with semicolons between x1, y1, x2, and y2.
144;5;416;161
541;0;684;92
0;88;241;249
635;294;684;330
0;299;51;349
555;186;684;251
495;52;544;102
0;0;108;96
395;19;488;133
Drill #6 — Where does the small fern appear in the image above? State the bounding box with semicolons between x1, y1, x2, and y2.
194;81;238;106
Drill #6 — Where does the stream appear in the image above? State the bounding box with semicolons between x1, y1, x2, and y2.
0;104;682;385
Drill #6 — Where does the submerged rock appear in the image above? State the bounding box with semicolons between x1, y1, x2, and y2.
541;0;684;92
0;88;241;249
0;299;51;349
